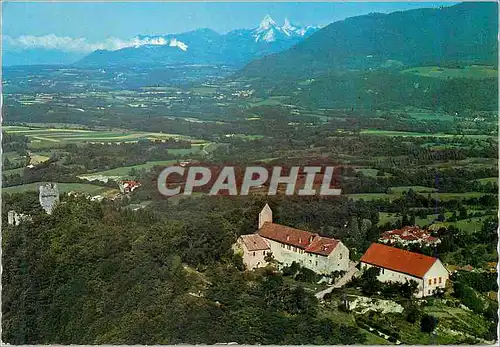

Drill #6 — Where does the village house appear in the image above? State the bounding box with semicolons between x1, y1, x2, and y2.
379;226;441;247
118;180;141;194
232;234;271;270
360;243;449;298
234;204;350;274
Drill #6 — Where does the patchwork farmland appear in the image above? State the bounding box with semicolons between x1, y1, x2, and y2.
3;125;203;148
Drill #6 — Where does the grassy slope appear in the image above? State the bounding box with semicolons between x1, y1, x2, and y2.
3;182;116;195
80;160;178;177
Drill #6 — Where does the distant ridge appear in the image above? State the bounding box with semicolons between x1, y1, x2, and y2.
77;16;319;67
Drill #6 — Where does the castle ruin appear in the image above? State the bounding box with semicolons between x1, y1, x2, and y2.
39;183;60;214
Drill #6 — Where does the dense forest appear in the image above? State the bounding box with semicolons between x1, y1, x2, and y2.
3;191;498;343
3;196;367;344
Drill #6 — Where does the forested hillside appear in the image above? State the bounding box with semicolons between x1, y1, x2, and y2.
240;2;498;78
2;195;369;344
256;70;498;112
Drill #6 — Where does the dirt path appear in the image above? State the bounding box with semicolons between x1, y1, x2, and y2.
315;261;359;299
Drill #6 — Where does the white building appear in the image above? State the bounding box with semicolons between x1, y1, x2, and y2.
118;180;141;194
232;234;270;270
234;204;350;274
360;243;449;298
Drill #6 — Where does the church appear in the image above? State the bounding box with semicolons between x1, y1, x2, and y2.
233;204;350;274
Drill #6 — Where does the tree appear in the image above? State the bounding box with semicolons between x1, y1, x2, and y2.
448;211;457;222
360;267;381;296
295;266;320;284
402;214;410;226
282;261;301;277
409;214;416;226
128;167;138;177
420;314;438;334
264;252;275;264
405;302;422;323
458;206;468;220
401;279;419;298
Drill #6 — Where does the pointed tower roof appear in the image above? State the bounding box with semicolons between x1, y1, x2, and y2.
262;203;272;212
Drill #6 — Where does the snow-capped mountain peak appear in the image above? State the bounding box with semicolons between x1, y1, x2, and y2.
77;17;318;67
168;38;188;51
297;25;319;37
131;36;188;51
281;18;297;35
258;14;278;31
253;15;319;42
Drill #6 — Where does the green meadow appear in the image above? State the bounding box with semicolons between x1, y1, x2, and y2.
81;160;178;178
3;182;116;195
402;65;498;80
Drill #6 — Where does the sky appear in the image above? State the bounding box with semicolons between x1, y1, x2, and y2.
3;2;456;52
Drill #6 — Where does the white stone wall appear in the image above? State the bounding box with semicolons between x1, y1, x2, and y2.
360;262;426;298
326;242;350;272
267;238;349;275
7;211;31;226
39;183;60;215
267;238;308;267
422;260;449;296
234;238;269;270
7;211;17;226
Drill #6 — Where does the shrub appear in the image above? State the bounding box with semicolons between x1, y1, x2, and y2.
420;314;438;334
295;266;321;284
282;261;300;277
338;301;350;312
405;304;422;324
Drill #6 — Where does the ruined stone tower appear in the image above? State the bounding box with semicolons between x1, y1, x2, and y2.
39;183;60;214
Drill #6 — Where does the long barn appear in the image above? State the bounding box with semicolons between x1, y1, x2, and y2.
360;243;449;297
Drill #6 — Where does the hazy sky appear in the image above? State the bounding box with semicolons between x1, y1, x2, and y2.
5;2;455;41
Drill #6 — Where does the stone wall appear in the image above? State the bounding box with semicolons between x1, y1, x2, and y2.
39;183;60;214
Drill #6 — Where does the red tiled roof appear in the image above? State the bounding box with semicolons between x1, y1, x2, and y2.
258;222;316;249
121;180;141;187
305;236;339;256
380;226;440;243
258;222;339;255
360;243;437;278
400;234;419;241
240;234;270;252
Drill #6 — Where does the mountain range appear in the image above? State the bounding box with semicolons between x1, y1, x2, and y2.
5;2;497;73
240;2;498;79
77;16;319;67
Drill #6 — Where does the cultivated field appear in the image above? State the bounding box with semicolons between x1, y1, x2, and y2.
3;125;200;148
78;160;178;181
